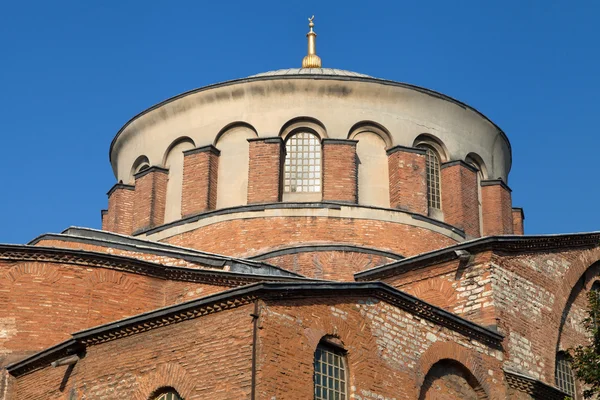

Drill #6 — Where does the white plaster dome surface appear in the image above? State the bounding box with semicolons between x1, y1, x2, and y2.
110;67;512;187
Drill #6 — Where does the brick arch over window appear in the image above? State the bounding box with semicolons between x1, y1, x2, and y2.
279;116;327;141
130;155;150;184
134;363;195;400
416;341;491;399
549;248;600;375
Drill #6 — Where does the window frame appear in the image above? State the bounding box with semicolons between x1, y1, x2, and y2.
555;351;577;399
314;340;348;400
283;131;322;198
417;144;442;211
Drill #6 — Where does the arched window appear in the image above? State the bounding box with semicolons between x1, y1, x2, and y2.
314;340;347;400
284;132;321;193
153;389;182;400
417;145;441;210
555;352;576;398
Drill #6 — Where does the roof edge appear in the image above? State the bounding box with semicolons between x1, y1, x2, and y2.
355;232;600;280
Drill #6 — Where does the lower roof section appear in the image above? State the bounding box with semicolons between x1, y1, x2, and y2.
7;281;503;377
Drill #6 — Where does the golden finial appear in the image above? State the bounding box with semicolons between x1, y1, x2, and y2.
302;15;322;68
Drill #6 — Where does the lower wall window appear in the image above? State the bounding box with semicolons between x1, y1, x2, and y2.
314;341;347;400
555;352;576;398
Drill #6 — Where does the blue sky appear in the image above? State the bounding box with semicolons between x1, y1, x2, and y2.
0;1;598;244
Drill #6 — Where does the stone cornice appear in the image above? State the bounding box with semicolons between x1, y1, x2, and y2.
355;232;600;281
182;145;221;156
106;183;135;197
133;165;169;180
504;369;568;400
7;282;503;377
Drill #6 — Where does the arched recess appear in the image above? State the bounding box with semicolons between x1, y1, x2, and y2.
163;137;195;223
549;250;600;376
413;134;449;163
215;122;258;208
279;116;327;140
130;155;150;184
555;259;600;351
349;123;391;208
419;359;488;400
416;341;491;400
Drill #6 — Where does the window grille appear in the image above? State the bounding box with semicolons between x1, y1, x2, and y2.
420;146;441;209
155;390;181;400
284;132;321;193
314;342;347;400
555;352;576;398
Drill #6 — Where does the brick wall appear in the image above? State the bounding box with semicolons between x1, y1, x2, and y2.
382;252;498;329
162;216;458;258
106;183;135;235
133;167;169;233
0;259;232;368
490;247;600;388
387;146;428;214
10;305;254;400
322;139;358;203
441;161;481;238
256;298;505;399
181;145;220;216
259;250;395;281
247;137;284;204
481;180;513;236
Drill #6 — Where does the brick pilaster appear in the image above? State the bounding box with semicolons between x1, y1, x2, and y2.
105;183;135;235
247;137;284;204
387;146;427;214
322;139;358;203
181;145;220;217
512;207;525;235
481;179;513;236
441;160;481;238
101;209;108;231
133;166;169;233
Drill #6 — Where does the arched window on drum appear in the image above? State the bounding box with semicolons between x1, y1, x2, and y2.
284;132;322;195
417;144;442;210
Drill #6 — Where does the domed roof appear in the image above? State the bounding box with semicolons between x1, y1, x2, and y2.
249;68;373;79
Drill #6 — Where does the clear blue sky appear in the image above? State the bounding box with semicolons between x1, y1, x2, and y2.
1;1;598;244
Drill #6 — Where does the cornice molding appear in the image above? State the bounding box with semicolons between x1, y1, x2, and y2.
504;370;568;400
0;245;308;287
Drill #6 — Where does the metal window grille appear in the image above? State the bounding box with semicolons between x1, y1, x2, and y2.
155;391;181;400
314;343;347;400
555;353;576;398
284;132;321;193
421;146;441;209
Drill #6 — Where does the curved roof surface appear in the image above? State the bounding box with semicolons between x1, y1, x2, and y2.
109;67;510;165
249;68;373;78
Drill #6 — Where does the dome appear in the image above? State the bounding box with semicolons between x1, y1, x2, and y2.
248;68;373;79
